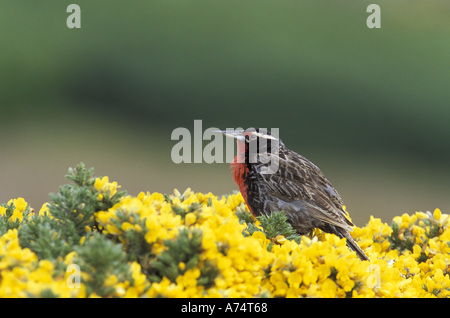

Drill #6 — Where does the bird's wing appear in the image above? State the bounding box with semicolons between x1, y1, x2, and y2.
258;151;354;231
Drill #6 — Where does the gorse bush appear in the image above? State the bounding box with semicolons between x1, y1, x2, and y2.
0;163;449;297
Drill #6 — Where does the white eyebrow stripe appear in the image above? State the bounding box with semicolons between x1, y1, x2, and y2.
253;132;277;140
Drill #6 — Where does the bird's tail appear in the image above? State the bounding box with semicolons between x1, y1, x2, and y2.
337;228;370;261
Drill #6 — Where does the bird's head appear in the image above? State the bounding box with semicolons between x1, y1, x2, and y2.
215;128;283;165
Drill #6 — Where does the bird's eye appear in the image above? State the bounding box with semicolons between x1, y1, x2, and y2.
249;134;257;141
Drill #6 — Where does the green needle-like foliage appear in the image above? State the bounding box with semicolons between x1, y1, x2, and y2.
240;210;302;250
18;163;125;261
74;234;131;297
18;215;69;261
145;228;219;288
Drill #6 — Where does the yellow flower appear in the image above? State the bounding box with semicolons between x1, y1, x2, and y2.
0;206;6;217
38;203;52;218
8;209;23;222
287;271;302;289
185;213;197;227
130;262;147;292
320;278;337;298
121;222;134;231
275;235;287;244
94;176;120;197
433;208;442;221
104;274;118;287
8;198;28;212
64;251;77;266
173;188;181;198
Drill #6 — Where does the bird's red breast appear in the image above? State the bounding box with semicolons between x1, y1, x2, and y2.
230;140;254;215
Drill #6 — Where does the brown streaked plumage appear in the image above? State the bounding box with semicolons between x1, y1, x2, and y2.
218;128;369;261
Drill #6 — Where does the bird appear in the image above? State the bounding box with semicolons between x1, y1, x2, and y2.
217;128;369;261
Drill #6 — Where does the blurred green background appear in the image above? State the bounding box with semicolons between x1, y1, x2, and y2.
1;1;449;226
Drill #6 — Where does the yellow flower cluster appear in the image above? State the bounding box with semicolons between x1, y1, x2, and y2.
96;189;272;297
1;178;449;298
352;210;450;297
0;229;80;297
0;198;29;222
94;186;450;298
94;176;121;201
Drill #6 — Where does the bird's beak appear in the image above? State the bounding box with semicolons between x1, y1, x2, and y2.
213;130;246;142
